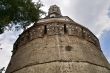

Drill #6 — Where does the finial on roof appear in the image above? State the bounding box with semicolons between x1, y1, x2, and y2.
48;5;62;18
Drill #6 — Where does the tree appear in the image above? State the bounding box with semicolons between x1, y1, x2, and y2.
0;0;45;34
0;67;5;73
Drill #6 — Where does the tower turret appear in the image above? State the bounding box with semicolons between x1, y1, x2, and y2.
48;5;62;18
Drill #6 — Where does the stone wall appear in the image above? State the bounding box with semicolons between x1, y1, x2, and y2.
6;35;110;73
13;21;100;55
6;18;110;73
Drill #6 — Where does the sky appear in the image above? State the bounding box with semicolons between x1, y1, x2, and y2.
0;0;110;72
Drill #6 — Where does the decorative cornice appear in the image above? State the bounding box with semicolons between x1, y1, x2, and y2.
12;18;101;55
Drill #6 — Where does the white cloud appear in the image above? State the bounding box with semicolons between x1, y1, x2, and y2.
94;6;110;37
0;30;22;70
108;57;110;63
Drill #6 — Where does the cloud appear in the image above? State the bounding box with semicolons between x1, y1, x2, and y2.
73;0;109;23
61;0;110;38
92;2;110;37
106;56;110;63
0;30;22;69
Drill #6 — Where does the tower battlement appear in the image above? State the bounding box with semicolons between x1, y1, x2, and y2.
13;16;100;54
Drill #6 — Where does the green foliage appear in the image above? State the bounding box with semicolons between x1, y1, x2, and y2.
0;67;5;73
0;0;45;34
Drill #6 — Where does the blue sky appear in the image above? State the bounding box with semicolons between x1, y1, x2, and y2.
0;0;110;72
100;30;110;62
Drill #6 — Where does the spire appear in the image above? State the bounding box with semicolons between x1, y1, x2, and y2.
48;5;62;18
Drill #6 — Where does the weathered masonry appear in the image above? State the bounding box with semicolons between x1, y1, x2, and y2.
6;5;110;73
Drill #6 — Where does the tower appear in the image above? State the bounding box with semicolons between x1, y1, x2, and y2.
6;5;110;73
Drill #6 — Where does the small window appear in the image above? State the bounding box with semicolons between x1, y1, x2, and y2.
65;46;72;51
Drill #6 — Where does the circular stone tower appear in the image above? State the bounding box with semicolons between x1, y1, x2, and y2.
6;5;110;73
